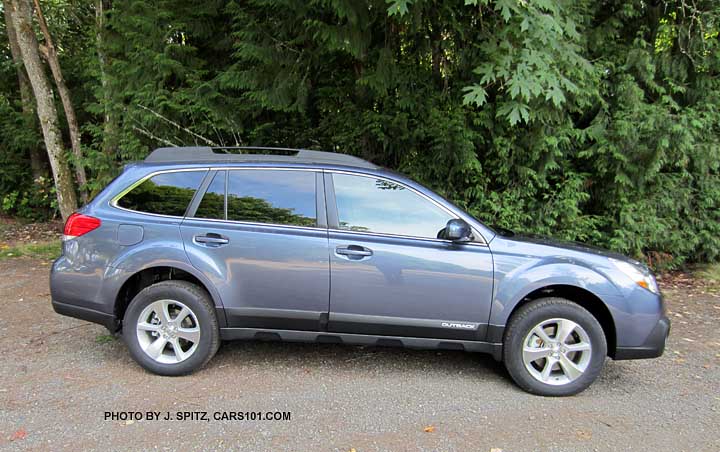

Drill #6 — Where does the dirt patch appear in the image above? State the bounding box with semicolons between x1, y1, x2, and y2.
659;269;720;293
0;216;62;246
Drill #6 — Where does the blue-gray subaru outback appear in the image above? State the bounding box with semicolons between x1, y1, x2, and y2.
51;147;670;396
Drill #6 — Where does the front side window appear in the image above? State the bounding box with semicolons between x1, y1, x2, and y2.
332;173;452;238
116;170;206;216
225;170;317;226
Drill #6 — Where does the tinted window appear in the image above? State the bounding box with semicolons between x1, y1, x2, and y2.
227;170;316;226
195;171;225;219
332;173;452;238
117;170;205;216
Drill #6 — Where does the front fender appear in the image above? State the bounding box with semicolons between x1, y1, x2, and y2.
489;257;624;327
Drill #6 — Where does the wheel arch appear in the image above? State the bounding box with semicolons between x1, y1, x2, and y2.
112;264;226;331
502;285;617;357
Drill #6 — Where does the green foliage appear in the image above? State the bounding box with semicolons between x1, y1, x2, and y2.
0;0;719;269
95;333;116;344
0;93;52;220
0;241;61;261
0;176;56;221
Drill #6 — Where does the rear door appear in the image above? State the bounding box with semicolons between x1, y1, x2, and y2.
180;168;330;331
325;171;494;341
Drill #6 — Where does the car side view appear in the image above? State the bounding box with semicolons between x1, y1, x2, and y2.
51;147;670;396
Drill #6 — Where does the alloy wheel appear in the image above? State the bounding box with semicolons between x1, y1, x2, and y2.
522;318;592;386
136;299;201;364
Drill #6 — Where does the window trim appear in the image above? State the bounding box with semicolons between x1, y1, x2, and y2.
325;169;487;246
179;216;328;234
109;168;209;218
109;166;487;245
187;167;325;230
187;169;226;220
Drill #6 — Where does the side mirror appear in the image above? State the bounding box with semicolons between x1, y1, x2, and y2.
444;219;472;242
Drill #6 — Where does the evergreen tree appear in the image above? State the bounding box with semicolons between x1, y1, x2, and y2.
0;0;717;267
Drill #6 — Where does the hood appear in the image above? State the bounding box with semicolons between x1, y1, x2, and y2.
499;232;642;266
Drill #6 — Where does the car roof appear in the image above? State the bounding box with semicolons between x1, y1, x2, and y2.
144;146;378;170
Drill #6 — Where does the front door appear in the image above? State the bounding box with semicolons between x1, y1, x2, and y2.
326;172;494;341
181;168;329;331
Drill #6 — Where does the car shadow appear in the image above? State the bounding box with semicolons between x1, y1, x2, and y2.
210;338;510;382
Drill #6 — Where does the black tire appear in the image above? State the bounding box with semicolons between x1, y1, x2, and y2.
123;280;220;376
503;297;607;396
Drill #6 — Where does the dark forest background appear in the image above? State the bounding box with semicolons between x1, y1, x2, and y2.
1;0;718;268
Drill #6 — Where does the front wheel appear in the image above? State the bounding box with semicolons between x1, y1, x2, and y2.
123;280;220;376
503;298;607;396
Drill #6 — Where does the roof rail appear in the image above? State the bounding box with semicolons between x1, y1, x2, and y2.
144;146;377;169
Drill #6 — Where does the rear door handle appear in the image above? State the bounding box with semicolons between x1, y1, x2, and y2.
335;245;373;259
194;233;229;246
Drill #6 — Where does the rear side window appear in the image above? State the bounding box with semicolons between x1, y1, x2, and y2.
116;170;206;216
219;170;316;226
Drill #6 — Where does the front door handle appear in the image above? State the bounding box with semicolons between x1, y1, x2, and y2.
194;233;229;246
336;245;373;259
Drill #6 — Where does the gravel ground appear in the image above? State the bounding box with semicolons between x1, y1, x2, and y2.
0;258;718;452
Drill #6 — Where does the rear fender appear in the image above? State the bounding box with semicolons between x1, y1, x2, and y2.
101;248;226;324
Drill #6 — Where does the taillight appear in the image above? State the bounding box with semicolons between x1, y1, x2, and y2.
63;213;101;239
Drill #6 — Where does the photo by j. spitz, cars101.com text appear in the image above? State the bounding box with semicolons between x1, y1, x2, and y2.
51;147;670;396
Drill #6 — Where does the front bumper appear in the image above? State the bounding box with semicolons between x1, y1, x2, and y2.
614;316;670;360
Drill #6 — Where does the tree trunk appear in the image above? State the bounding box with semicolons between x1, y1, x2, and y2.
96;0;119;163
32;0;87;202
3;0;46;179
8;0;77;220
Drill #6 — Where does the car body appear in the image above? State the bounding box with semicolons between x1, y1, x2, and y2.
50;147;670;395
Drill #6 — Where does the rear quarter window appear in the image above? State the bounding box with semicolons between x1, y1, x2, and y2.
116;170;206;216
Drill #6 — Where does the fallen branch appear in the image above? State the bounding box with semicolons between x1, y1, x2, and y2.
137;104;218;146
132;125;178;147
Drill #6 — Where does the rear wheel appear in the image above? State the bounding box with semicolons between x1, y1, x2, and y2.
503;297;607;396
123;280;220;376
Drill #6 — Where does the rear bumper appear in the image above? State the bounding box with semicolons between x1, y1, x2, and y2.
52;299;119;332
614;316;670;360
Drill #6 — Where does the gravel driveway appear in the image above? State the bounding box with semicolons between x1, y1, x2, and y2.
0;258;718;451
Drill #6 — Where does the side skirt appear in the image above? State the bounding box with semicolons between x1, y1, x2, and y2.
220;327;503;360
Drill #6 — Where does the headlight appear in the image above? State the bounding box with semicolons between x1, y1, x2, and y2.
610;258;659;294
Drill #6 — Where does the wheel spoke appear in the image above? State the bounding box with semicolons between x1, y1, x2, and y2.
148;300;171;324
175;306;190;324
176;327;200;344
160;300;173;324
137;322;160;332
523;346;552;363
532;326;553;345
146;337;168;359
540;357;556;381
169;338;186;362
555;319;577;344
565;341;591;353
558;354;584;381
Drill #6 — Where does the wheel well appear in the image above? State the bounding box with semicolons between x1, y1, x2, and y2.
114;266;211;331
511;285;617;357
